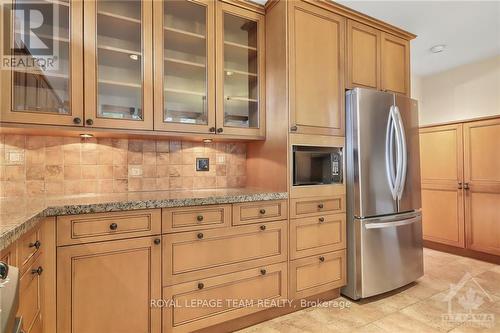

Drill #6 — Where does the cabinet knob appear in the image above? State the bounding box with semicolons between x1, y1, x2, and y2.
197;215;204;222
319;256;325;262
31;266;43;275
458;182;463;189
464;183;470;190
86;119;94;126
290;125;298;132
154;238;161;245
29;240;41;249
216;128;223;133
73;117;81;124
318;217;325;223
109;223;118;230
209;127;216;133
318;203;324;209
260;269;267;276
260;225;266;231
197;232;204;239
259;208;266;215
197;282;204;290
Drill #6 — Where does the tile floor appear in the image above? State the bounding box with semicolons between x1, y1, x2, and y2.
237;249;500;333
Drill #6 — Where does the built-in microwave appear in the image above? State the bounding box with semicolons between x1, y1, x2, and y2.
293;145;343;186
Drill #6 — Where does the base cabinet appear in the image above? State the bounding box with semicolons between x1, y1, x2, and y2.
56;236;162;333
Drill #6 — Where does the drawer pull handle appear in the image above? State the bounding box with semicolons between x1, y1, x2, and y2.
197;233;204;239
29;240;41;249
260;269;267;275
198;282;204;290
197;215;204;222
260;225;266;231
319;217;325;223
319;256;325;262
259;209;266;215
31;266;43;275
318;203;324;209
154;238;161;245
109;223;118;231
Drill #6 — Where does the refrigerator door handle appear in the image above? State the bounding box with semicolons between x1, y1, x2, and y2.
364;216;421;229
385;106;397;201
392;106;404;202
394;106;407;200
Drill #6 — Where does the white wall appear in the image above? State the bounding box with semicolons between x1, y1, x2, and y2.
414;55;500;126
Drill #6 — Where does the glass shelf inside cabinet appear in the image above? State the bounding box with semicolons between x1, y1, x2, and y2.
12;2;71;114
96;0;143;120
223;13;259;129
163;0;208;125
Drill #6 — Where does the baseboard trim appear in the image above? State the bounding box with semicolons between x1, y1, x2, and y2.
424;240;500;265
194;288;341;333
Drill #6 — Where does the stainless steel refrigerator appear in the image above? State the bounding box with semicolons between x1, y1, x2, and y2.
342;88;423;300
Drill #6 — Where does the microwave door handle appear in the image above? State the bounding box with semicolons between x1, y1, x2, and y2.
394;106;407;200
385;106;397;201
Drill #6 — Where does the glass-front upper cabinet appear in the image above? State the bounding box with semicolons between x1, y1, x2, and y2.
153;0;215;134
0;0;83;126
216;2;265;137
84;0;153;130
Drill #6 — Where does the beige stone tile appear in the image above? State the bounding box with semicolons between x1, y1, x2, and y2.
45;181;64;195
156;177;170;190
113;179;128;192
80;180;97;194
45;146;63;164
4;165;25;181
0;181;26;197
26;136;45;150
143;152;157;165
113;166;128;179
157;152;170;165
113;151;127;165
82;165;97;179
142;165;156;178
373;311;442;333
45;165;63;181
168;177;182;189
26;165;44;181
26;148;45;165
142;178;157;191
128;178;142;191
128;151;143;164
97;150;113;165
26;181;45;196
64;150;81;165
156;140;170;153
182;152;195;165
350;323;388;333
97;165;113;179
474;271;500;297
182;176;194;189
4;135;25;149
216;176;227;188
157;165;170;178
45;136;64;147
64;180;81;195
98;180;114;193
81;150;98;165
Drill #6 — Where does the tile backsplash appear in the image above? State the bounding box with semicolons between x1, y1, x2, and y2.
0;135;247;197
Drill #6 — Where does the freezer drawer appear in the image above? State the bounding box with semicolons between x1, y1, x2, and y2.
357;211;423;298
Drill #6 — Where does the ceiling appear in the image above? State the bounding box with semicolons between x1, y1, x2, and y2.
254;1;500;76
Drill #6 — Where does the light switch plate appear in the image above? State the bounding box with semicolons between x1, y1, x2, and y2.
196;158;209;171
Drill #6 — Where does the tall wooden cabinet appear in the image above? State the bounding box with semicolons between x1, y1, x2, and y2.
0;0;84;126
346;20;410;96
288;0;345;136
420;118;500;256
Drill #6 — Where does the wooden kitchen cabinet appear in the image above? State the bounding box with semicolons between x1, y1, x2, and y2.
288;0;345;136
0;0;84;126
346;20;380;89
380;32;410;95
216;1;266;137
57;236;162;333
18;252;43;333
420;124;465;247
463;118;500;256
83;0;154;130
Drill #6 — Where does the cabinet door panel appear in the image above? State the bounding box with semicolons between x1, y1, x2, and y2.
289;1;345;136
0;0;83;125
464;118;500;255
57;236;161;333
154;0;215;134
381;32;409;95
84;0;153;129
420;124;464;247
347;20;379;89
216;2;265;138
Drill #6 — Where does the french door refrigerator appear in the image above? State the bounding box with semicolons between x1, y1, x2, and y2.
342;88;423;300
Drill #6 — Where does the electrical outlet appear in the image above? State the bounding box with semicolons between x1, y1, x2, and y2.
196;158;209;171
129;166;143;177
6;151;24;164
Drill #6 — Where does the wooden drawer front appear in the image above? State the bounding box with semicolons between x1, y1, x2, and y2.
162;205;231;233
163;220;287;285
19;226;41;274
290;250;346;299
18;255;42;332
163;263;287;333
291;196;345;218
57;209;161;246
233;200;288;226
290;214;346;259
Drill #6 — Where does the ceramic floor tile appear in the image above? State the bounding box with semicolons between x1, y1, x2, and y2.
373;312;443;333
350;323;388;333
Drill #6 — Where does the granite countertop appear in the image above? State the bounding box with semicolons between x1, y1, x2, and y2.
0;188;287;251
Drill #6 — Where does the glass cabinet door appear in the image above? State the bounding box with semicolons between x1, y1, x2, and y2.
216;2;265;137
84;0;153;130
0;0;83;126
153;0;214;133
